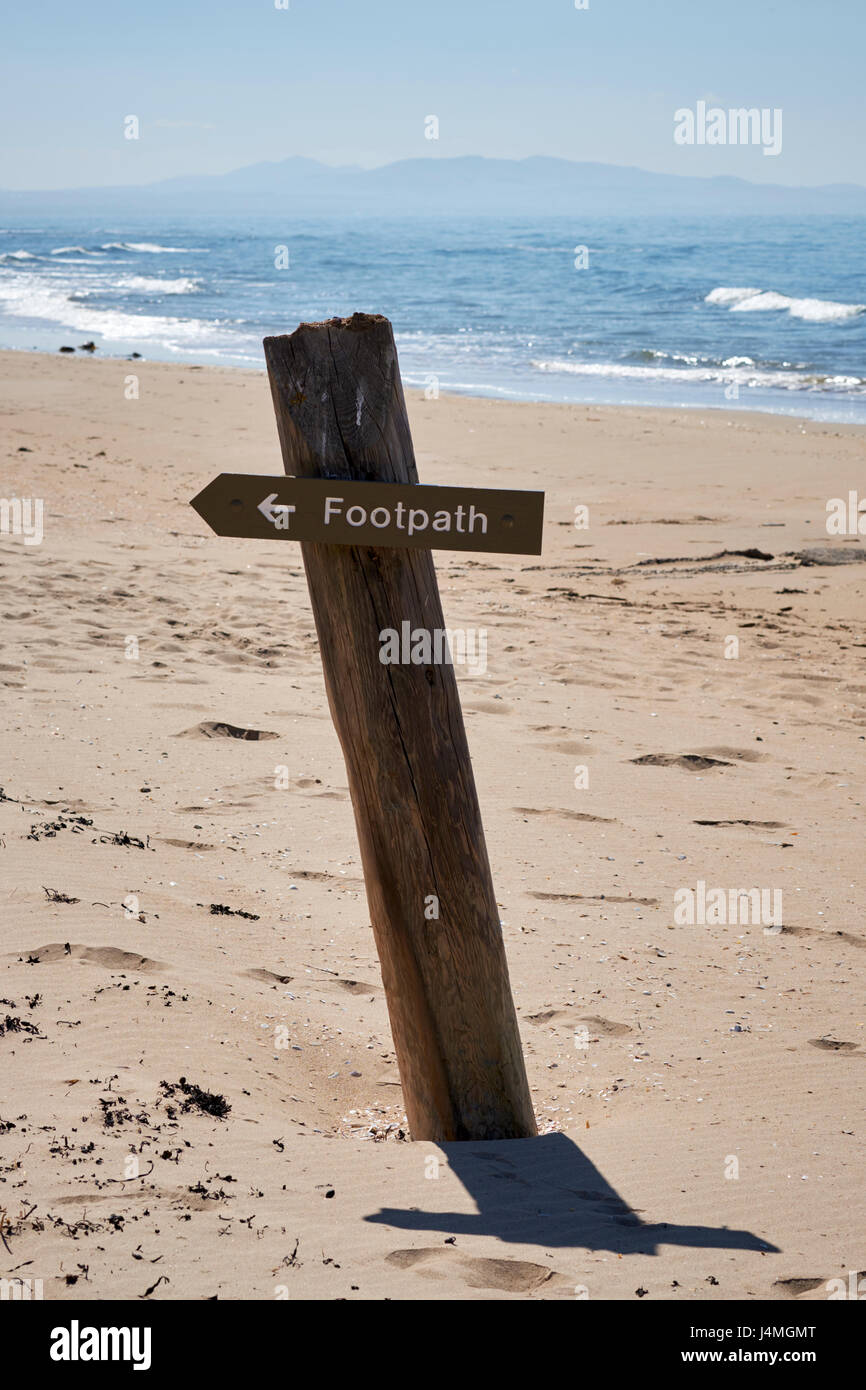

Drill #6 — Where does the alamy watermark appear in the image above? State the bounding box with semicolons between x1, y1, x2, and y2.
674;102;782;157
50;1322;152;1371
379;622;487;676
0;497;43;545
673;880;783;928
1;1276;44;1300
825;1271;865;1299
826;492;865;536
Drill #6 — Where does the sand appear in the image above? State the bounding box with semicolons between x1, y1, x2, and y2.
0;348;863;1302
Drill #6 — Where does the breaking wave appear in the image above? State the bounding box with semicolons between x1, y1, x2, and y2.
706;285;864;322
71;274;202;296
531;357;865;393
99;241;208;253
0;270;236;350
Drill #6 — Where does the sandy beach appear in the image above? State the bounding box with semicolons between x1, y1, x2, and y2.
1;347;864;1302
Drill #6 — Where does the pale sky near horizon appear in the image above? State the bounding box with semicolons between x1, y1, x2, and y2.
2;0;864;190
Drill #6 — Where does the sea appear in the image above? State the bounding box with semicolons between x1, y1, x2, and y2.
0;212;864;421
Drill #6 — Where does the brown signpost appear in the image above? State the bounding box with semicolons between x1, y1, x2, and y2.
192;312;539;1142
191;475;544;555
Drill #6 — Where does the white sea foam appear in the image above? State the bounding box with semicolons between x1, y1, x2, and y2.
101;242;207;254
706;285;864;322
51;245;103;256
531;358;864;393
0;250;38;261
67;276;200;301
0;270;230;348
738;292;864;322
112;275;201;295
641;349;705;365
705;287;762;306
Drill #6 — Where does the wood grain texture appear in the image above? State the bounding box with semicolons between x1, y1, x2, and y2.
264;314;536;1141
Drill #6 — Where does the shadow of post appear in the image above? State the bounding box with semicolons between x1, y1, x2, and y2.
364;1132;779;1256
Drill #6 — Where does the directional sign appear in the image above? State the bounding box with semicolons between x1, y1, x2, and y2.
191;474;545;555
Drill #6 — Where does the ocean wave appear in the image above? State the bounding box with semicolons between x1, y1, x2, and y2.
531;358;865;393
638;347;809;371
0;250;39;261
113;275;201;295
100;241;208;254
638;348;727;367
705;287;762;307
51;245;103;256
706;285;865;322
737;292;864;322
0;270;235;348
67;276;201;301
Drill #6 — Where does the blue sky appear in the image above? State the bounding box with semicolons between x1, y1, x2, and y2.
2;0;864;189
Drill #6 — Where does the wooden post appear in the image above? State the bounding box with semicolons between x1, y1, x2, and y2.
263;313;536;1142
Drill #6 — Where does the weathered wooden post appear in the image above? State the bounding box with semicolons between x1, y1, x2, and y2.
263;313;536;1142
192;312;541;1140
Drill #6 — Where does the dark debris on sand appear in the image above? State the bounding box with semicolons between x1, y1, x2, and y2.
159;1078;231;1120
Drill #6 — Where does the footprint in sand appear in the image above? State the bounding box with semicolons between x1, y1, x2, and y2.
385;1248;570;1294
248;964;380;995
525;1010;631;1036
14;943;164;972
773;1277;826;1297
808;1037;859;1052
581;1013;633;1036
244;967;295;986
779;926;865;950
332;978;381;996
630;753;732;771
174;721;280;741
513;807;615;824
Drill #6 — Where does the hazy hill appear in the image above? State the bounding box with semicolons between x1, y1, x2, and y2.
2;155;865;216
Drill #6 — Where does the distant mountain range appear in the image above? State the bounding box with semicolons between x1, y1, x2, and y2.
3;155;865;216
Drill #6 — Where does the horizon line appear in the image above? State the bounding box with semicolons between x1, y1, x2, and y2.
2;152;865;198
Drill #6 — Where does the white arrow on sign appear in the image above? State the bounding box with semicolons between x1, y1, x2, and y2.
258;493;296;530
